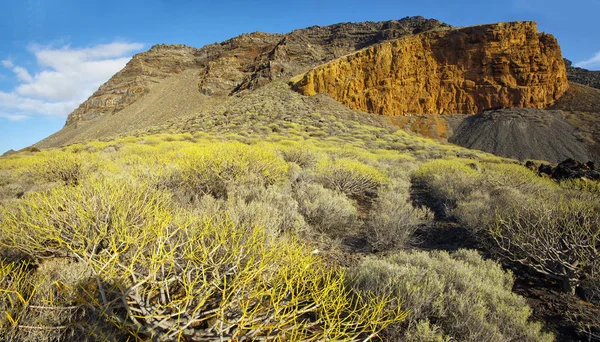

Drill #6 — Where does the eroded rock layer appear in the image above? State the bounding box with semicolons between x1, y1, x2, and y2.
291;22;569;115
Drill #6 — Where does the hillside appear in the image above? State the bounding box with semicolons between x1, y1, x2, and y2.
39;16;449;148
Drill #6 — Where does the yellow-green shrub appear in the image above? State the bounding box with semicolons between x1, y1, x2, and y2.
316;158;388;197
278;142;321;168
166;142;289;199
0;260;34;337
0;177;406;340
413;158;481;216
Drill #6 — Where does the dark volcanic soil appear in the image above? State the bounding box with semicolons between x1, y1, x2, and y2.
449;108;591;163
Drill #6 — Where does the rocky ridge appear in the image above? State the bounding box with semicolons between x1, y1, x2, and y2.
291;22;568;116
65;16;449;126
565;59;600;90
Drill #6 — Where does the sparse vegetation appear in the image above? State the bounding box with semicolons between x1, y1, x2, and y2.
415;158;600;296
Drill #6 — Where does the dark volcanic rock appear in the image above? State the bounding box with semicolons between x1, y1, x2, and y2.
539;158;600;181
449;108;591;163
565;59;600;89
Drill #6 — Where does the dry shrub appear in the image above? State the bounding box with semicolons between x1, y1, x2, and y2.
347;249;553;342
195;180;308;236
293;182;358;237
368;179;433;251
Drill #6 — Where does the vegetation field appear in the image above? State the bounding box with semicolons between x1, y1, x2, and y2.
1;106;599;341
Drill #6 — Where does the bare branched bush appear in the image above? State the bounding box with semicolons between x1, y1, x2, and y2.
488;193;600;294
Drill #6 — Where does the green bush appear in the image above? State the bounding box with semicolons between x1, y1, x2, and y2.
347;249;553;342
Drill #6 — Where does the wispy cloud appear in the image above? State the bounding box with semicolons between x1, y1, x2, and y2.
0;113;28;121
575;51;600;70
0;42;143;120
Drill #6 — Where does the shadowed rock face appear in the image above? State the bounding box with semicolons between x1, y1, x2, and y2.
65;16;449;126
291;22;568;116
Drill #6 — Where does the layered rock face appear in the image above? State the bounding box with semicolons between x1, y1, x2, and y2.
65;16;449;126
291;22;569;115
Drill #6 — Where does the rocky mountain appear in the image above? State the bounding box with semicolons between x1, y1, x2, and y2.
35;17;600;166
64;17;449;126
291;22;568;115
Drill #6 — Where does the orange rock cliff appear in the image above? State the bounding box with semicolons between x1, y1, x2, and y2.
291;22;569;115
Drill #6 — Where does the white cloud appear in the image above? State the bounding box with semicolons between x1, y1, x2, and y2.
0;113;28;121
0;42;143;119
575;51;600;70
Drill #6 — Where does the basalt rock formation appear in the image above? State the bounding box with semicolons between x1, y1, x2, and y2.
291;22;568;116
63;16;449;127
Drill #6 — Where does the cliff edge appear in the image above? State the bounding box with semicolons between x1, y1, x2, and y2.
291;22;568;116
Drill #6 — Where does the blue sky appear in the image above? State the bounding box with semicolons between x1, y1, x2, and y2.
1;0;599;154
